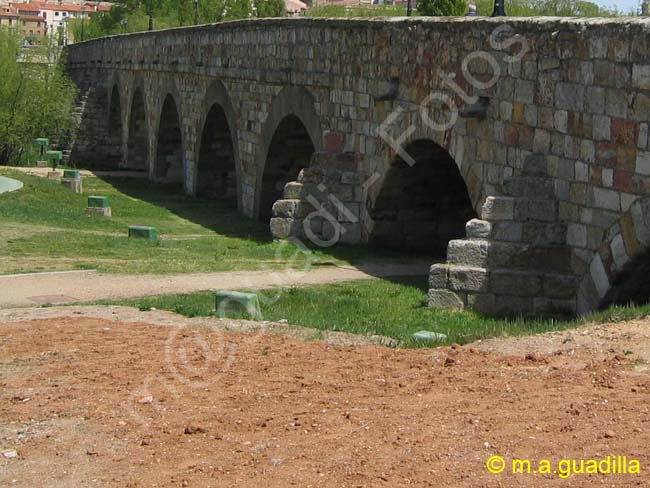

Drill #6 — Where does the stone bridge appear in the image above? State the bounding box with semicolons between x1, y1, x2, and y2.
66;17;650;316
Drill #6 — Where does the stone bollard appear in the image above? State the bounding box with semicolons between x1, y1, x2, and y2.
215;291;262;320
128;225;159;241
86;195;112;217
61;170;82;194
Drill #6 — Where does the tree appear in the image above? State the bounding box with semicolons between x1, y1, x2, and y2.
0;30;77;165
256;0;285;17
416;0;467;16
474;0;618;16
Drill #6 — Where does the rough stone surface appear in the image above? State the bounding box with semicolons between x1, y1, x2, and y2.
447;240;490;268
61;178;83;194
427;289;465;309
465;219;492;238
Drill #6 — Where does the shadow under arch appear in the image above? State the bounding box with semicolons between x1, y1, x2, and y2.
126;85;148;171
365;138;477;256
195;80;241;210
154;92;184;186
105;83;124;168
578;196;650;314
254;86;323;220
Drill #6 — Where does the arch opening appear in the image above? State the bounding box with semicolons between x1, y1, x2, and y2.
367;139;477;256
155;95;183;184
126;88;148;171
602;249;650;308
259;114;315;221
106;85;123;168
196;103;237;203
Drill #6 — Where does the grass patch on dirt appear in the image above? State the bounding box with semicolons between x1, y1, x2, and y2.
0;169;418;275
102;276;648;346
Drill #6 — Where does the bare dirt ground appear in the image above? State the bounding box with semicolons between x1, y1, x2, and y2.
1;308;650;487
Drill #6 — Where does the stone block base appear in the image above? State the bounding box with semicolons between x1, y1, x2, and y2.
62;177;82;193
36;160;48;168
86;206;112;217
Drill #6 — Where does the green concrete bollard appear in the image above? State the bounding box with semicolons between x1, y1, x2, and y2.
63;169;81;180
215;291;261;320
61;167;82;193
86;195;112;217
45;150;62;170
34;138;49;166
128;225;159;241
88;196;110;208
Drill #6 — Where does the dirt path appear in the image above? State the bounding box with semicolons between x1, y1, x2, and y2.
0;166;147;179
0;262;428;308
0;308;648;487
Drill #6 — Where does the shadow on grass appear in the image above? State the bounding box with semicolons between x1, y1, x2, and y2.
97;175;273;243
97;175;436;272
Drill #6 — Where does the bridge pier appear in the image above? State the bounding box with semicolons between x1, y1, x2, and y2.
270;151;365;246
429;154;577;316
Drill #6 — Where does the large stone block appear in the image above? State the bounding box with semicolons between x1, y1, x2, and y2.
283;182;304;199
448;266;489;292
427;289;465;309
465;219;492;238
481;196;515;221
447;239;489;267
270;217;301;240
491;269;542;297
543;273;577;299
514;199;558;223
503;177;555;199
429;264;449;289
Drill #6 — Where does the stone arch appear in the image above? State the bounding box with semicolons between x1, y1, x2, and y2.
105;83;124;168
126;84;149;171
373;118;487;215
577;197;650;314
254;86;323;220
365;138;477;256
154;91;184;185
195;81;241;208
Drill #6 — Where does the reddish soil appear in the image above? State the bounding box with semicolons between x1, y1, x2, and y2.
1;316;650;487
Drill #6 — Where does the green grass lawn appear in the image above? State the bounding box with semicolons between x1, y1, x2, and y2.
0;169;418;275
102;276;650;347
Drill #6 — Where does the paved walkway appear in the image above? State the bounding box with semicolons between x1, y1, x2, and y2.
0;262;429;308
0;175;23;194
0;166;147;179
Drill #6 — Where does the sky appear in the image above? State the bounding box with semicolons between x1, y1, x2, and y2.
595;0;640;12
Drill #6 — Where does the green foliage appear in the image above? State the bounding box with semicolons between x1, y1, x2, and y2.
75;0;286;40
474;0;622;16
0;30;77;165
416;0;466;16
306;5;410;17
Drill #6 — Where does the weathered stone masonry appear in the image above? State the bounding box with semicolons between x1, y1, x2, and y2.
65;17;650;316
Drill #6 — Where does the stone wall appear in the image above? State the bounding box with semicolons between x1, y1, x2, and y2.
65;17;650;315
